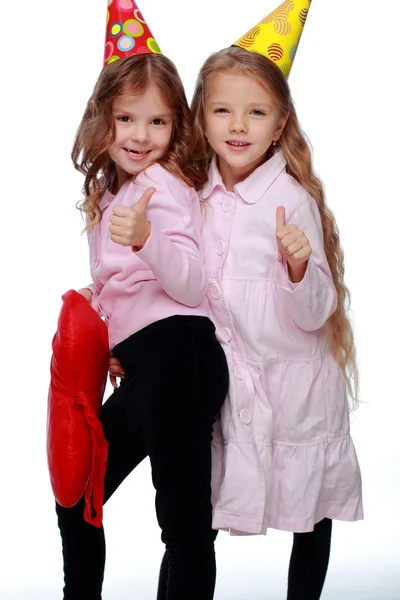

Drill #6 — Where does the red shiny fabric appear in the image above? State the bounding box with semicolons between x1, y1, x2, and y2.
47;290;109;527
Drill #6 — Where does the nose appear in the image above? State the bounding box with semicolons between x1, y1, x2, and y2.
131;124;149;144
229;115;248;134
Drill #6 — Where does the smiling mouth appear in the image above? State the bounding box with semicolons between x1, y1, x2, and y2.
226;141;251;147
124;148;151;155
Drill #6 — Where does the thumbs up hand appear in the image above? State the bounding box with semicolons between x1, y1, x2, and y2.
276;206;311;281
110;187;156;250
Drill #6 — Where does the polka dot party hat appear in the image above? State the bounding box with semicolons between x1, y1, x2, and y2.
233;0;311;78
104;0;162;66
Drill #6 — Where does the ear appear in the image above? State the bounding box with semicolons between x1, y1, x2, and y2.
274;112;289;141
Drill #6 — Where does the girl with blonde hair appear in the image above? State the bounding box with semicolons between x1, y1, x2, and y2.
186;42;363;599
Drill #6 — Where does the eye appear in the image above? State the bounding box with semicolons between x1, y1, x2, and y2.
214;108;228;114
116;115;131;123
251;109;266;116
151;118;166;125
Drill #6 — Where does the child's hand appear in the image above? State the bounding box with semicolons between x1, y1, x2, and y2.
276;206;311;282
109;355;125;389
77;288;93;304
109;187;156;251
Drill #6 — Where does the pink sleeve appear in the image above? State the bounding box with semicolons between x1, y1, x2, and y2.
275;195;337;331
135;177;207;307
83;283;101;314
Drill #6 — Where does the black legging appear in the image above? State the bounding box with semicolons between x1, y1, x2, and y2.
287;518;332;599
157;518;332;600
56;315;229;600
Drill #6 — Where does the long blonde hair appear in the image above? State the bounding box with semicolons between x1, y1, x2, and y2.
191;46;359;410
72;53;203;228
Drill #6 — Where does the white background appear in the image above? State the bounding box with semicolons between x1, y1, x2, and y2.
1;0;399;598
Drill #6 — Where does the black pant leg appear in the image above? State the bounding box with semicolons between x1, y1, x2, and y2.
157;530;221;600
140;319;228;600
156;551;169;600
56;380;147;600
287;518;332;600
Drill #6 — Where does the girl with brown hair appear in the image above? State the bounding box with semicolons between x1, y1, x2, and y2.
55;48;228;600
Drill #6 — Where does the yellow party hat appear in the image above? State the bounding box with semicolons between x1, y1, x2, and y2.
233;0;311;78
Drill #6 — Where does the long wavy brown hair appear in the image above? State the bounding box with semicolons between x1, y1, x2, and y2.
73;53;202;228
191;46;359;410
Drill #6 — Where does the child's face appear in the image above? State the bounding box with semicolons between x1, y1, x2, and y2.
108;84;174;187
204;71;286;187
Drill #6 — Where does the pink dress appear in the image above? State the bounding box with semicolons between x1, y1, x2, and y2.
202;152;363;534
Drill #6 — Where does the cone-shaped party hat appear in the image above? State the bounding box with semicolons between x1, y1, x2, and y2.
104;0;162;66
233;0;311;78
